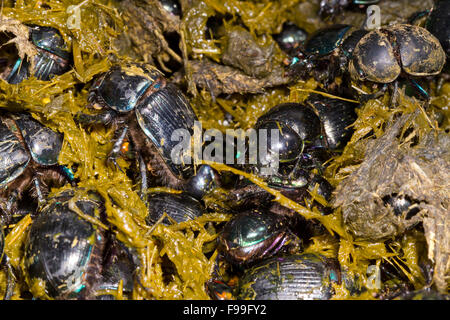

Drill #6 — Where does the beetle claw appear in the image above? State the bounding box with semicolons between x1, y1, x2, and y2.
107;154;125;173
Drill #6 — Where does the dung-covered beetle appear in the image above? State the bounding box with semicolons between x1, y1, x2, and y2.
223;95;356;218
0;112;75;225
349;24;445;101
409;0;450;62
290;24;445;101
0;25;72;84
24;189;106;299
289;24;369;88
24;188;136;300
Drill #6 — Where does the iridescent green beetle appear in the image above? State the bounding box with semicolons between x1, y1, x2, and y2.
217;209;302;266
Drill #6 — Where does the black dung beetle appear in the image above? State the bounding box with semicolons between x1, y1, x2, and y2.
289;24;369;88
76;63;218;198
291;24;445;100
319;0;380;17
224;96;356;218
349;24;445;85
253;96;357;176
1;25;72;84
273;22;308;55
23;188;131;299
0;112;75;224
217;209;301;266
145;191;205;226
237;253;341;300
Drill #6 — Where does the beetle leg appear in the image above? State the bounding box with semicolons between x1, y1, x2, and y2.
107;126;129;173
358;84;388;104
39;57;55;81
33;177;46;208
33;55;45;79
138;152;148;201
0;191;19;226
75;109;117;126
407;77;430;104
2;256;16;300
389;80;399;107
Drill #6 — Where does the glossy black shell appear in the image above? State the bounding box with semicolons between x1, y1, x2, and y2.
30;26;71;61
146;192;204;225
218;209;294;265
135;82;198;179
254;102;325;163
350;29;400;83
90;64;198;180
340;29;369;60
0;113;63;187
305;24;352;57
274;22;308;54
24;190;106;299
426;0;450;58
238;254;340;300
11;113;63;166
306;95;357;150
319;0;380;17
0;116;30;187
7;26;72;83
184;165;219;200
89;65;165;113
350;24;445;83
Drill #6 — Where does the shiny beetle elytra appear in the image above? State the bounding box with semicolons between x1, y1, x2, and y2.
1;25;72;84
0;112;75;225
24;189;106;299
217;209;301;266
290;24;446;101
237;253;341;300
76;63;219;199
223;95;356;219
145;191;205;226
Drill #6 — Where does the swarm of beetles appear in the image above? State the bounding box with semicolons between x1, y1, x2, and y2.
0;0;448;300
